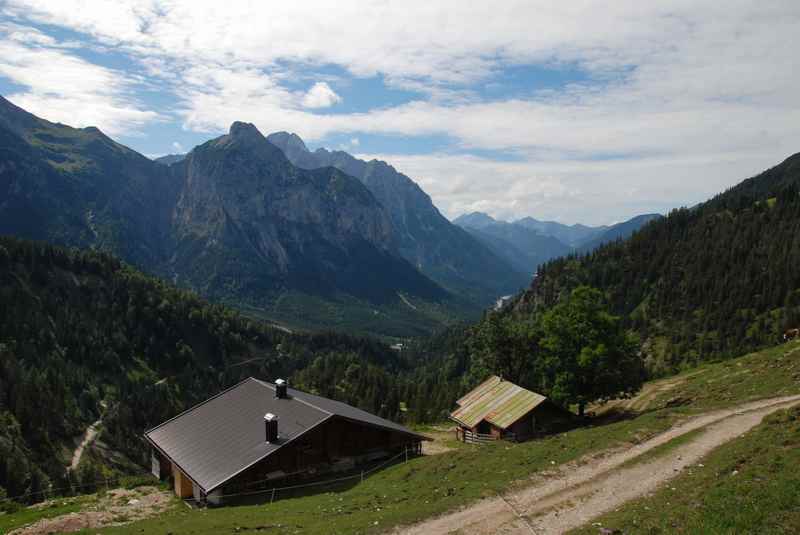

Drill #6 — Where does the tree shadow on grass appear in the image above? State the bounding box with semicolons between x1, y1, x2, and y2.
208;453;414;508
584;407;643;427
219;476;362;507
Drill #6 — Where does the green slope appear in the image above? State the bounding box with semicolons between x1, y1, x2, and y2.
571;405;800;534
0;236;456;506
4;341;791;535
517;152;800;373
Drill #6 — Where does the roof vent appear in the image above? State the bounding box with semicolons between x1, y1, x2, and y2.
264;413;278;443
275;378;288;399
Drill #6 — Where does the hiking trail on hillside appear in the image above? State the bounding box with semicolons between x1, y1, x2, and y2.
394;395;800;535
69;417;102;472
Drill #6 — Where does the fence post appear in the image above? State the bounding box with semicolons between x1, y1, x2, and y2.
404;445;408;463
270;488;275;504
361;470;364;483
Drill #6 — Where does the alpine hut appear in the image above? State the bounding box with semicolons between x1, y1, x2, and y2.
450;376;573;443
146;377;428;504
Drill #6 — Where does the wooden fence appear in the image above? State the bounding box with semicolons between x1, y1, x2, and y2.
460;429;516;444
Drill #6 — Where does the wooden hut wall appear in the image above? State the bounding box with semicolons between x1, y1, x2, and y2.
218;417;417;494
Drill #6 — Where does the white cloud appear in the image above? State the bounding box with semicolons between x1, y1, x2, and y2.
171;141;184;152
6;2;796;89
302;82;341;109
0;25;160;135
349;137;359;147
0;21;55;46
355;151;773;225
2;1;799;221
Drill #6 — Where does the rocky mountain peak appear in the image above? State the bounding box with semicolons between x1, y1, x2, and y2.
229;121;264;140
266;132;530;302
269;131;308;152
266;131;313;163
452;211;497;229
218;122;286;161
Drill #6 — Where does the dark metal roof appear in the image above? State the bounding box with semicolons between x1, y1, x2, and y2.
145;378;425;493
264;380;428;439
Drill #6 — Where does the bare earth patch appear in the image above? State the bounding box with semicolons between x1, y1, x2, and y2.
395;395;800;535
421;426;458;455
9;487;174;535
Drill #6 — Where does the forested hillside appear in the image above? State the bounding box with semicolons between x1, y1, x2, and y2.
576;213;663;253
0;237;462;504
515;152;800;373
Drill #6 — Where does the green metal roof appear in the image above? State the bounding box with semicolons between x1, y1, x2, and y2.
450;376;546;430
455;375;502;407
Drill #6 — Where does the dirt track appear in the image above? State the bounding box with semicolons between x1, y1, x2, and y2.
69;417;102;471
395;395;800;535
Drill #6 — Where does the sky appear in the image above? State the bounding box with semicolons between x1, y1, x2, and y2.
0;1;798;225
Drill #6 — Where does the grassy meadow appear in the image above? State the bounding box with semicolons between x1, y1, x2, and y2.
3;341;798;535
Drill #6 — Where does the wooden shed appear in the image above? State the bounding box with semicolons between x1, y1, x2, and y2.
450;376;573;444
145;377;428;504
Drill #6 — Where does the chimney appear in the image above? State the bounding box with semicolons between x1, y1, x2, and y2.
264;413;278;443
275;378;288;399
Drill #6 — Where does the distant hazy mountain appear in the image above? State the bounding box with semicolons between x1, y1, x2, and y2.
514;216;607;247
451;211;497;230
454;211;663;271
577;213;663;253
154;153;186;165
453;212;572;274
0;96;468;336
267;131;529;304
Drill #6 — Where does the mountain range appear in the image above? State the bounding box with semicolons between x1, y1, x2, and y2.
452;211;662;275
265;132;529;303
452;213;572;275
514;216;607;247
0;96;532;336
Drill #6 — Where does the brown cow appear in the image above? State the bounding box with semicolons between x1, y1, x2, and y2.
784;328;800;342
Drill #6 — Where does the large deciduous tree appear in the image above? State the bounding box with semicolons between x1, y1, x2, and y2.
540;286;644;416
